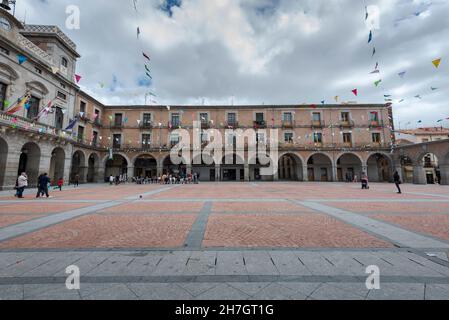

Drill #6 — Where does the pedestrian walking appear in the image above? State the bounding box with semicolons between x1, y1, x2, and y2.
57;177;64;191
394;171;402;194
16;172;28;198
109;175;114;185
36;173;51;198
74;174;80;187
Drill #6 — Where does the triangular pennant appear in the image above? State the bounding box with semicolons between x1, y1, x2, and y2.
352;89;358;96
17;54;27;65
432;58;441;69
374;79;382;87
143;52;151;61
51;66;59;74
75;74;82;83
368;30;373;43
398;71;406;78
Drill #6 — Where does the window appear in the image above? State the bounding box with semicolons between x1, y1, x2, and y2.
92;131;98;145
171;113;180;127
61;57;68;68
343;132;352;144
143;113;152;126
312;112;321;122
341;112;350;122
78;126;85;142
255;113;264;123
0;82;6;111
79;101;86;113
284;132;293;143
57;91;67;101
170;132;180;146
27;96;40;120
370;112;379;122
60;83;66;89
227;112;236;124
54;107;64;130
113;134;122;149
114;113;123;126
313;132;323;143
199;113;209;123
35;67;42;74
372;133;381;143
94;109;100;124
142;134;151;148
0;46;9;55
283;112;293;121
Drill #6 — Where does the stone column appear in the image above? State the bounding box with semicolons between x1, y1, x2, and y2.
157;165;163;177
439;164;449;185
244;164;250;182
80;166;88;183
413;165;427;185
126;166;134;182
331;165;338;182
302;165;308;182
215;164;220;181
96;165;105;183
2;150;21;190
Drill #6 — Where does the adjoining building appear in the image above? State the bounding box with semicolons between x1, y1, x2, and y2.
1;6;447;189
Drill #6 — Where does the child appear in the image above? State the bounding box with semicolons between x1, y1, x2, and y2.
57;178;64;191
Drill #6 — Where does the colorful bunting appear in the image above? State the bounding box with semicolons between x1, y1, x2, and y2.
432;58;441;69
17;54;27;65
65;118;78;131
374;80;382;87
143;52;151;61
351;89;358;96
75;74;82;83
398;71;406;78
368;30;373;43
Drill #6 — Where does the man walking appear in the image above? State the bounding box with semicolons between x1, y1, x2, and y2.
16;172;28;199
36;173;51;198
394;171;402;194
74;174;80;187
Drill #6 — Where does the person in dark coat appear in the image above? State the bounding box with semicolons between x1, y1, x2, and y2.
394;171;402;194
36;173;51;198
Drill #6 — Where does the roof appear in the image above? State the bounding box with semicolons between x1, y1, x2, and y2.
398;127;449;135
20;25;80;57
103;104;389;110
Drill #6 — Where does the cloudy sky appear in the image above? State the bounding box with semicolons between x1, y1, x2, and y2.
15;0;448;129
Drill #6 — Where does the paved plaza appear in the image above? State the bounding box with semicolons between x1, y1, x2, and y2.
0;182;449;300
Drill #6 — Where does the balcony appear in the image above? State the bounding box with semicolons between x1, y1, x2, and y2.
201;120;211;129
140;121;153;130
282;120;295;128
225;121;239;129
339;120;355;128
253;121;267;129
311;120;325;128
112;143;122;150
369;120;383;128
111;123;123;130
79;112;91;122
169;121;181;130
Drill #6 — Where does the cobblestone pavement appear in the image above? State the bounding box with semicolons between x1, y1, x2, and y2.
0;182;448;300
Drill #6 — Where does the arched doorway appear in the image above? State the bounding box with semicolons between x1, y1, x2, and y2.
400;155;413;183
420;153;440;184
307;153;333;182
249;155;274;181
336;153;363;182
134;155;158;178
367;153;392;182
71;151;86;183
17;142;41;186
163;155;186;176
49;147;65;183
105;154;128;180
278;153;303;181
193;154;215;181
87;153;100;183
221;154;244;181
0;137;7;189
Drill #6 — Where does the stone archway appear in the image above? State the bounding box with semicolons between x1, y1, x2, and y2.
17;142;41;186
134;154;158;178
336;153;363;182
87;153;100;183
418;152;440;184
278;153;303;181
49;147;65;183
0;137;7;189
307;153;333;182
70;150;86;183
105;154;128;180
367;153;392;182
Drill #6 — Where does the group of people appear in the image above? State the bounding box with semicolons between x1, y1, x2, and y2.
109;174;128;185
133;172;200;185
359;171;402;194
14;172;65;199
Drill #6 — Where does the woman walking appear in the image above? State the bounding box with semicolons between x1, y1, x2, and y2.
394;171;402;194
16;172;28;199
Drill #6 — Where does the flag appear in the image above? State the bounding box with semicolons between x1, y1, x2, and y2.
398;71;406;78
431;87;438;91
374;80;382;87
352;89;358;96
368;30;372;43
414;95;422;99
137;27;140;39
65;118;78;131
6;94;30;115
75;74;82;83
417;120;422;123
375;62;379;70
372;47;376;56
437;119;443;123
432;58;441;69
146;72;152;79
384;95;391;98
399;99;404;103
370;70;380;74
145;65;151;72
17;54;27;65
143;52;151;61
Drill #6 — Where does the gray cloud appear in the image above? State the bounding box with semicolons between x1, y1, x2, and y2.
15;0;449;129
